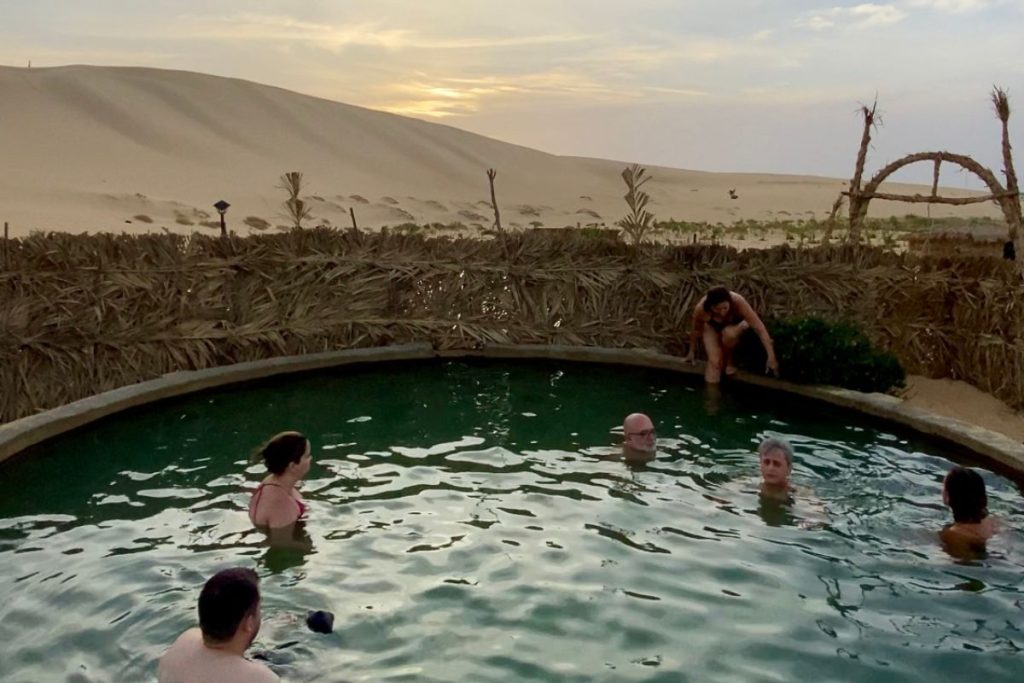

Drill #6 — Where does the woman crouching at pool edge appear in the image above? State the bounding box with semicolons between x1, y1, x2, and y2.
682;285;779;383
249;431;312;530
940;466;999;557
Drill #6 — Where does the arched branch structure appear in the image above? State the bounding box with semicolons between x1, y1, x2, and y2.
847;151;1017;230
843;88;1023;273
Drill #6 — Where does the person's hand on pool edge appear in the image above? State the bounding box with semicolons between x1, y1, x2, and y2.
766;356;780;377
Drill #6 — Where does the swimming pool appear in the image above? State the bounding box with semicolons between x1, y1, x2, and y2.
0;359;1021;681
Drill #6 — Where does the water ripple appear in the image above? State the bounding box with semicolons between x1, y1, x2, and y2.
0;360;1021;682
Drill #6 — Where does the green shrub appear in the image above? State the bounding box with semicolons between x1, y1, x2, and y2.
735;316;905;393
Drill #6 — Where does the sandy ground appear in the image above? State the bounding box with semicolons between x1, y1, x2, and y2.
0;64;1019;442
903;377;1024;443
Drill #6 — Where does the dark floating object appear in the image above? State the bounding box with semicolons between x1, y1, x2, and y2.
306;610;335;634
728;189;739;200
1004;240;1016;261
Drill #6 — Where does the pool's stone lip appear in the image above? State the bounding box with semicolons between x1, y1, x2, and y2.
0;343;435;463
2;343;1022;474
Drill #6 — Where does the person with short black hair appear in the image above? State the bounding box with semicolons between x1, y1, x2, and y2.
157;567;279;683
940;466;999;557
682;286;778;383
249;431;312;529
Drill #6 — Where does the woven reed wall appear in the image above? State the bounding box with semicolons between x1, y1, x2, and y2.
1;228;1021;424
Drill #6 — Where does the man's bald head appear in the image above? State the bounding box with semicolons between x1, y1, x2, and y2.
623;413;656;454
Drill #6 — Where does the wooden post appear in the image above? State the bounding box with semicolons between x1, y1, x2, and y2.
3;221;8;270
848;102;877;242
487;168;502;231
349;207;358;230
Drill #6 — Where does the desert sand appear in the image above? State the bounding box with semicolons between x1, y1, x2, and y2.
902;377;1024;443
0;65;1002;237
0;64;1020;441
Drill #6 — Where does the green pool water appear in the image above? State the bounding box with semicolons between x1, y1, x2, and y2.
0;360;1021;682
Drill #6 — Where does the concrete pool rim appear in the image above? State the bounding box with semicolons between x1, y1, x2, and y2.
1;343;1021;474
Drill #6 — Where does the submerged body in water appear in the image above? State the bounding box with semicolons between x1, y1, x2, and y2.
940;466;1002;561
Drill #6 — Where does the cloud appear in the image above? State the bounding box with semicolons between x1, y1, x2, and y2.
906;0;997;11
797;4;908;31
374;68;716;119
175;13;593;52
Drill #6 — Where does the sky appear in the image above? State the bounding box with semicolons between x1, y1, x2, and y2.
2;0;1022;186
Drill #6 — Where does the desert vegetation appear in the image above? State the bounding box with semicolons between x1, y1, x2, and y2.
616;164;655;245
279;171;314;229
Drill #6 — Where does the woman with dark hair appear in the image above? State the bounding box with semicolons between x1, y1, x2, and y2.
682;286;779;383
248;431;312;529
941;466;999;552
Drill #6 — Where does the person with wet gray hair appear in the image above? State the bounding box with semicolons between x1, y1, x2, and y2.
758;438;792;463
758;437;793;490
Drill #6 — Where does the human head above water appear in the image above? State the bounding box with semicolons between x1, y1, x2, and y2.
758;437;792;487
258;431;310;476
198;567;261;645
623;413;656;454
703;286;733;316
943;466;988;524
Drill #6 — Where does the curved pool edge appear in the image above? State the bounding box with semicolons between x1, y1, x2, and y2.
1;343;1022;474
0;344;435;464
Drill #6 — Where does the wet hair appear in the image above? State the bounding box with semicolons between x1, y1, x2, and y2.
758;437;792;466
198;567;260;642
258;431;309;475
945;466;988;524
703;286;733;312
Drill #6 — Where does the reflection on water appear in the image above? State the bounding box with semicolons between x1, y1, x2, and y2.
259;521;316;573
757;490;798;528
0;360;1021;682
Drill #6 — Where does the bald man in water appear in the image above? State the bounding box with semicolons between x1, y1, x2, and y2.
622;413;657;462
158;567;279;683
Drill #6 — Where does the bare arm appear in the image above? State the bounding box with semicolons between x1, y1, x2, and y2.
733;295;778;370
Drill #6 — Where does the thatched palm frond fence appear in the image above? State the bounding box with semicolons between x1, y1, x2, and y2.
1;228;1022;424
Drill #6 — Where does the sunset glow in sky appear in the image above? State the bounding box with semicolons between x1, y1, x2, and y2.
3;0;1022;184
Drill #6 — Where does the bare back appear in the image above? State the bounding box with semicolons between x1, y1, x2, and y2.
157;628;279;683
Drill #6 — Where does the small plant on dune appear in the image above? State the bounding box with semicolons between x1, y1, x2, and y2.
486;168;503;231
881;230;898;251
279;171;314;229
615;164;655;245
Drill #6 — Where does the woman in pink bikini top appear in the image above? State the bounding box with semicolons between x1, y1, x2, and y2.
248;431;312;529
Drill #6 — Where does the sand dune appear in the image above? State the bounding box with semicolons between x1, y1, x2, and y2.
0;65;1001;237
